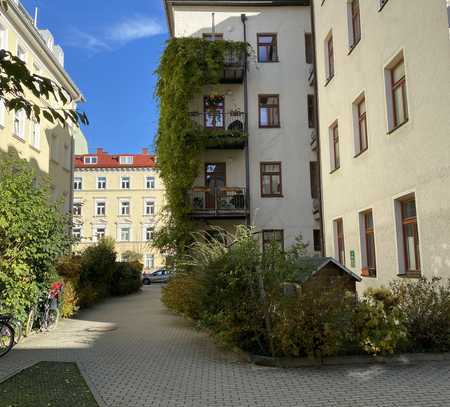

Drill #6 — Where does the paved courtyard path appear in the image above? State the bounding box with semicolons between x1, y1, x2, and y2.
1;286;450;407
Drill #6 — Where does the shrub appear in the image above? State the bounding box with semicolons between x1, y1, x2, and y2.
59;280;79;318
111;261;143;296
392;278;450;352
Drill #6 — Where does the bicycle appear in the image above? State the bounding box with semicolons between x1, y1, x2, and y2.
0;315;15;358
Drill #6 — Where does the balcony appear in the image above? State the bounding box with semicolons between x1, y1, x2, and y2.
189;111;247;149
189;187;248;219
221;49;246;83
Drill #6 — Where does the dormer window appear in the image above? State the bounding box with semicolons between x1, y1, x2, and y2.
84;156;97;165
120;156;133;165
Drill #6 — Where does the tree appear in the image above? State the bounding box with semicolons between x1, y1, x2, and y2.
0;1;88;127
0;152;74;320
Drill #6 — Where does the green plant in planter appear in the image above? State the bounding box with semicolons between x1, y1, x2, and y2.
154;37;248;266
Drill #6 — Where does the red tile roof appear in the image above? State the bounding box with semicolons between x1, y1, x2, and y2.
75;148;157;169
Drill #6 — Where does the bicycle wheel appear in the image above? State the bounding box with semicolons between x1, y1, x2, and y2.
46;309;60;331
25;308;35;337
0;322;14;358
10;319;23;345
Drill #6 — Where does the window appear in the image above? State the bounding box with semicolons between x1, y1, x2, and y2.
313;229;321;252
97;177;107;189
120;200;130;216
13;109;25;139
0;24;6;51
258;95;280;128
325;33;334;82
349;0;361;48
309;161;319;199
389;58;408;129
74;177;82;190
0;99;5;128
119;226;131;242
257;34;278;63
334;218;345;265
72;227;82;239
73;202;82;216
330;122;340;171
95;201;106;216
144;254;155;269
121;176;130;189
305;33;314;64
28;120;40;149
203;33;223;41
145;200;155;216
204;96;224;129
146;176;155;189
354;96;368;155
307;94;315;128
262;230;284;252
17;45;26;62
260;162;282;197
361;210;376;277
399;196;420;273
94;227;106;242
119;156;133;165
84;156;97;165
145;226;154;241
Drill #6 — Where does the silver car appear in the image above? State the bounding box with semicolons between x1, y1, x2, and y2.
142;269;170;285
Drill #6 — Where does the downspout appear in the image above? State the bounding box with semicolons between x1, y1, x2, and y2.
241;13;251;227
310;1;326;256
69;128;75;234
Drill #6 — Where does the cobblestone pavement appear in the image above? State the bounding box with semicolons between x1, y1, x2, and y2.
2;286;450;407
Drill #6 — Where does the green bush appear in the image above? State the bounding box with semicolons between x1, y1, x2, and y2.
59;280;79;318
392;278;450;352
111;261;143;296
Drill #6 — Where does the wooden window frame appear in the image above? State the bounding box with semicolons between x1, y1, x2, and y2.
305;33;314;64
351;0;361;48
327;35;334;81
258;94;280;128
260;162;283;198
391;59;408;129
204;96;225;129
336;218;345;265
202;33;223;41
362;210;376;277
257;33;279;63
262;229;284;252
357;97;368;154
307;94;315;129
400;196;421;274
331;122;340;171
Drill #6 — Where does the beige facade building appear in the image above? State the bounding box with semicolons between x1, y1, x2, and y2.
312;0;450;289
0;0;83;212
73;148;165;272
164;0;322;253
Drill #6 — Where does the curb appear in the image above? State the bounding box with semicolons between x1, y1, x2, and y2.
249;352;450;368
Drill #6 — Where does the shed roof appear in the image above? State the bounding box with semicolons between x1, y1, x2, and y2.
295;257;362;284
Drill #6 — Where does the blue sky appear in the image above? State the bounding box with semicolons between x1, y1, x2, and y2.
21;0;169;154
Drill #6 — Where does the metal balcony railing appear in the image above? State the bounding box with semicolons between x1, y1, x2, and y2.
189;111;246;132
189;187;247;217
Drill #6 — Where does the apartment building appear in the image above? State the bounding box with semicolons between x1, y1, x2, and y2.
164;0;322;252
73;148;165;272
312;0;450;288
0;0;83;212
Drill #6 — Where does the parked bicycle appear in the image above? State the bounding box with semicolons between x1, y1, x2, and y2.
0;315;15;358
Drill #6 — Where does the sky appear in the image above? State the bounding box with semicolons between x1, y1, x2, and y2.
21;0;169;154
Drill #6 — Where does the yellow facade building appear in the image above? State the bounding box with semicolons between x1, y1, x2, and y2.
0;1;83;211
73;148;165;272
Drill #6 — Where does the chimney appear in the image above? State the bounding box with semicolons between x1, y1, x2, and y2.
142;148;149;155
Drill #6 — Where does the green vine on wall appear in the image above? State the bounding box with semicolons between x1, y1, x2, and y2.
154;37;248;263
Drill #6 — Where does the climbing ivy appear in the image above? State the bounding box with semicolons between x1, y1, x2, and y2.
154;37;248;263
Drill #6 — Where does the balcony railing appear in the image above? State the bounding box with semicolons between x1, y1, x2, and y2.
221;49;246;83
189;111;247;149
189;187;248;218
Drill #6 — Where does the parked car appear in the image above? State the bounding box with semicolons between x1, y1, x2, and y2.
142;268;170;285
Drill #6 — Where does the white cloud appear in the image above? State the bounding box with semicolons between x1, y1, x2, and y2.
65;28;111;53
107;16;165;43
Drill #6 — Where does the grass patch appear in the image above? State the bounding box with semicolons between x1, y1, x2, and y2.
0;361;99;407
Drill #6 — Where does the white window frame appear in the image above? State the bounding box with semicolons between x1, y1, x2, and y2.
144;254;155;270
16;44;26;62
144;225;154;241
95;200;106;217
118;225;131;242
73;201;82;216
0;98;5;128
96;176;107;189
72;227;82;239
93;225;106;242
74;177;83;190
120;200;131;216
0;23;7;51
145;176;155;189
84;156;98;165
13;109;26;139
121;176;131;189
30;120;40;149
119;156;133;165
144;199;155;216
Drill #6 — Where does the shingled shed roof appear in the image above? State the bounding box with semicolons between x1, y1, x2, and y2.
295;257;362;284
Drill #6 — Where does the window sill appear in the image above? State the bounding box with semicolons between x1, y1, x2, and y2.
387;119;409;135
13;134;26;143
347;39;361;56
378;1;390;12
329;167;340;174
258;60;280;64
30;145;41;153
261;194;284;198
397;271;421;279
259;125;281;129
324;75;335;87
354;148;368;159
361;268;377;278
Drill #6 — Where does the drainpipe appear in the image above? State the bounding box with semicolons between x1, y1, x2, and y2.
241;13;251;227
310;1;326;256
